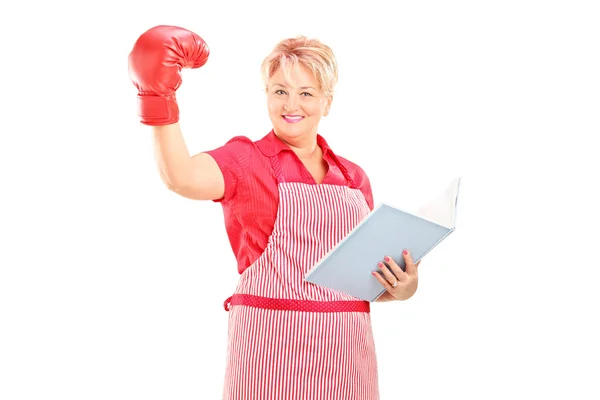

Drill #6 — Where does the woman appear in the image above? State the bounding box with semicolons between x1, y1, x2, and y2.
129;25;420;400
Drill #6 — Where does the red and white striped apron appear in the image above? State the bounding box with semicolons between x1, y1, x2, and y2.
222;154;379;400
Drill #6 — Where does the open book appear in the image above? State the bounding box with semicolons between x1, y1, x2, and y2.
305;177;461;302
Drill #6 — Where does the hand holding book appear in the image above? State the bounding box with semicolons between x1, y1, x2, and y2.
372;250;421;302
305;177;461;302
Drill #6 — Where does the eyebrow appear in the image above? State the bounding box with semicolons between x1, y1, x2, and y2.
273;83;317;90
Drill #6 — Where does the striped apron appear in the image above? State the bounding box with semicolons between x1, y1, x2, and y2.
222;154;379;400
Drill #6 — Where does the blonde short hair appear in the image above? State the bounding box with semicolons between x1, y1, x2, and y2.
261;36;338;97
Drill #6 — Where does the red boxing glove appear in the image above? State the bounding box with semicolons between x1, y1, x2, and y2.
128;25;210;125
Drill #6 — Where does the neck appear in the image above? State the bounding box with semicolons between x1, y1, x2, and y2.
275;132;321;160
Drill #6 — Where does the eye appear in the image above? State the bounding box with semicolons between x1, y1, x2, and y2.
275;89;286;95
300;92;313;97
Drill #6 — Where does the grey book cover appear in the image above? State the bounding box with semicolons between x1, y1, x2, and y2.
305;177;461;302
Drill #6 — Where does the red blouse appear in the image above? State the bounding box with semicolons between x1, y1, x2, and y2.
206;130;374;274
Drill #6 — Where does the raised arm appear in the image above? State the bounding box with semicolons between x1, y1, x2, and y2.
152;123;224;200
129;25;224;201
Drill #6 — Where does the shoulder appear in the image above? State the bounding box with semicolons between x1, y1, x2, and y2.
204;135;265;203
333;154;375;210
334;154;371;184
205;135;262;166
209;135;257;153
319;135;370;182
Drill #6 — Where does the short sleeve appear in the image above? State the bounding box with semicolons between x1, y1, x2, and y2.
205;136;255;203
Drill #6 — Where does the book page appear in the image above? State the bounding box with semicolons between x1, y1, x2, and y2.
415;177;461;228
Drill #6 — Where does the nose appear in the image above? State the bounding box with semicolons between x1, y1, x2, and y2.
284;95;297;111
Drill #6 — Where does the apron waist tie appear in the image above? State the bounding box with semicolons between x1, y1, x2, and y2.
223;293;369;313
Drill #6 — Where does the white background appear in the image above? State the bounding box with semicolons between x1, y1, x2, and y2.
1;0;599;399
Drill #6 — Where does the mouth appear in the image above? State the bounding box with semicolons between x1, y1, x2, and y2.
282;115;304;123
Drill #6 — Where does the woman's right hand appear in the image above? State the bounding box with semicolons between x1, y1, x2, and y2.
128;25;210;126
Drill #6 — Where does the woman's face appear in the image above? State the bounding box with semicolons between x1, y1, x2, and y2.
266;64;332;143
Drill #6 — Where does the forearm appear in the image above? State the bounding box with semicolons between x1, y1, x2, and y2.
152;123;194;190
375;292;396;302
375;291;416;302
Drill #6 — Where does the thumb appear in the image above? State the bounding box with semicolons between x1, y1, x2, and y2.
403;250;417;274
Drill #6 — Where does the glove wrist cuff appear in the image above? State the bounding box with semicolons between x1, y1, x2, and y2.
137;94;179;126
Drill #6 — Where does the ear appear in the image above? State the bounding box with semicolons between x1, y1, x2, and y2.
323;96;333;116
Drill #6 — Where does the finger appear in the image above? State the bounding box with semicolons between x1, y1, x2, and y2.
378;261;399;285
372;270;394;292
403;250;418;275
383;256;407;281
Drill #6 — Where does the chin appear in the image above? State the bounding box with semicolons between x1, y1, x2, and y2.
274;123;315;140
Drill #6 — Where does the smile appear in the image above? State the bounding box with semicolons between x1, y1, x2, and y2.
282;115;304;123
